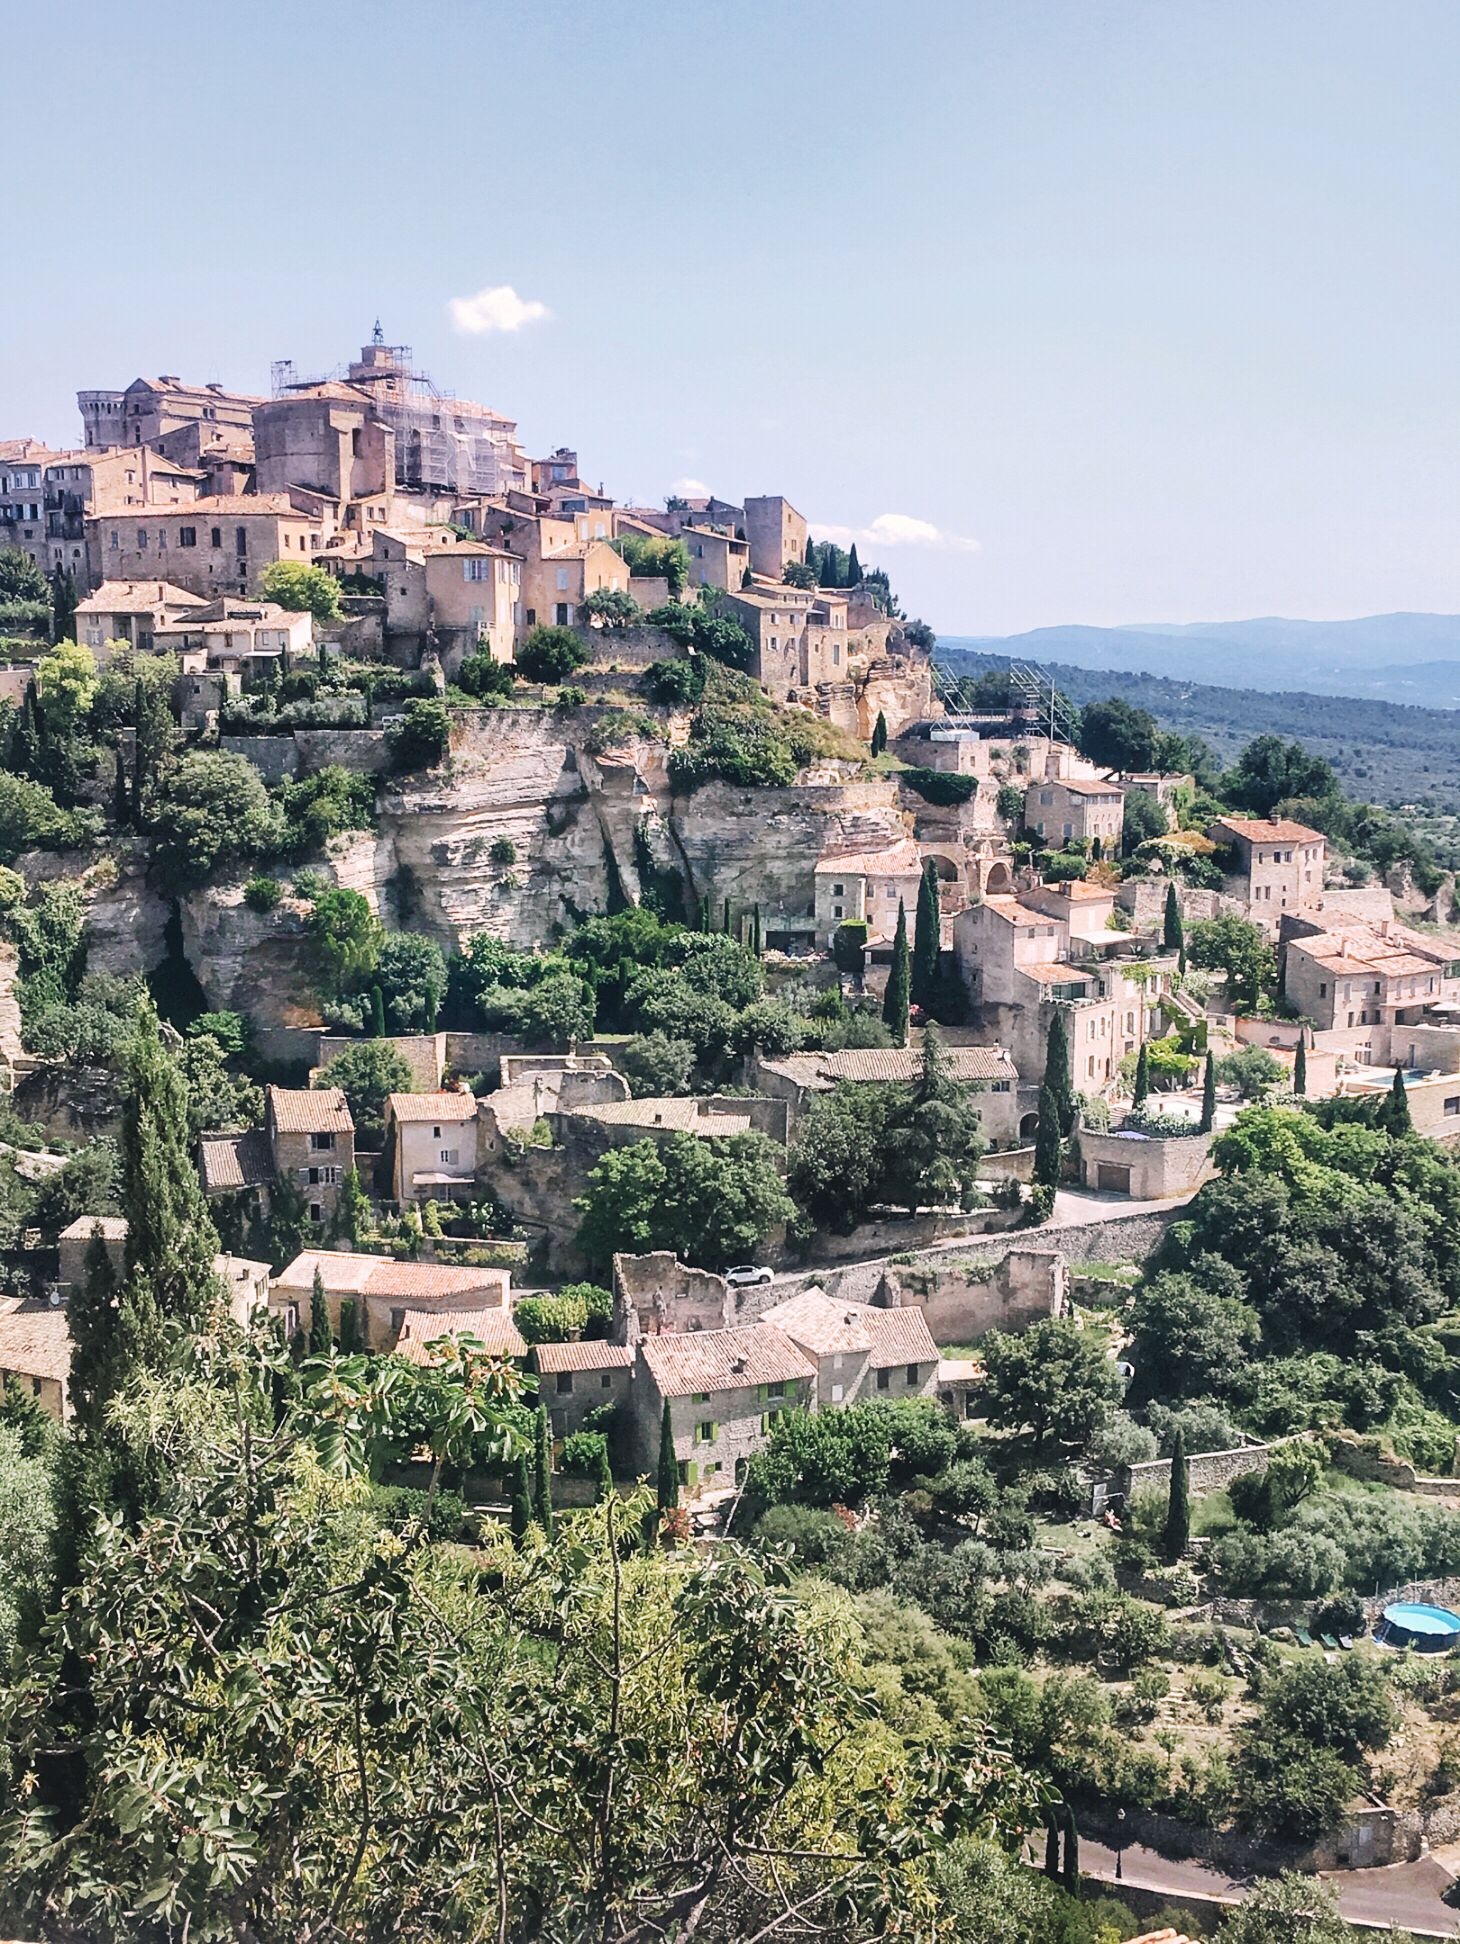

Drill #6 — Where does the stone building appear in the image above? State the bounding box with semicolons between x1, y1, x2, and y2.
271;1249;514;1353
634;1322;817;1491
78;375;262;454
1208;814;1325;931
813;837;925;947
89;495;327;600
760;1289;940;1408
74;579;207;653
153;598;314;680
742;494;808;579
681;522;750;591
750;1043;1021;1147
361;525;519;668
1024;774;1125;851
0;1299;73;1421
1280;912;1460;1037
385;1090;482;1202
56;1215;270;1328
533;1338;636;1440
263;1086;355;1228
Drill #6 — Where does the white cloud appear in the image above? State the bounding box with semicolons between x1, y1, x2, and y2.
811;511;980;555
448;284;551;335
671;476;710;498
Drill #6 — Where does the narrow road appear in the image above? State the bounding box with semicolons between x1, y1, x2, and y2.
1078;1836;1460;1937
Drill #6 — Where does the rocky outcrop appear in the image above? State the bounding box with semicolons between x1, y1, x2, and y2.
178;884;321;1026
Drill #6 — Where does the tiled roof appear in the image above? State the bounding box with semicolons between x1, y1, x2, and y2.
531;1339;636;1374
75;579;208;613
95;495;307;519
1051;774;1122;797
569;1098;756;1135
387;1091;478;1124
980;898;1061;928
860;1305;940;1369
274;1250;509;1304
58;1214;128;1243
1210;815;1324;845
639;1323;816;1399
392;1306;525;1362
1019;961;1094;985
199;1127;274;1194
761;1289;875;1355
0;1300;71;1383
269;1086;353;1135
1022;880;1115;904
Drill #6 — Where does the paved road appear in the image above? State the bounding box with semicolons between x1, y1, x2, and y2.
1078;1836;1460;1937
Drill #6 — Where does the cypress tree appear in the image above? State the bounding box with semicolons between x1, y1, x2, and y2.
593;1435;614;1504
751;904;762;956
911;862;940;1010
1043;1813;1060;1881
1163;881;1184;957
118;1004;221;1335
1132;1041;1151;1109
337;1297;361;1354
113;748;129;828
870;709;888;756
656;1401;679;1513
308;1267;333;1355
722;896;731;935
534;1403;554;1537
1062;1809;1080;1898
1033;1084;1063;1189
882;899;910;1045
1200;1050;1217;1132
1163;1428;1190;1563
1042;1006;1075;1134
510;1451;533;1542
698;891;711;933
804;535;817;568
67;1222;120;1432
1293;1034;1308;1097
846;542;862;585
1389;1066;1412;1136
369;985;386;1038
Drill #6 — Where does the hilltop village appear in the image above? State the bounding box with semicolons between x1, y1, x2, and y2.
4;335;1460;1939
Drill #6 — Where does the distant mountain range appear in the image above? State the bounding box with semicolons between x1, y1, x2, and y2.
939;613;1460;709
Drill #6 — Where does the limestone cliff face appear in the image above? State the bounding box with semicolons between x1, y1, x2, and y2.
178;885;321;1026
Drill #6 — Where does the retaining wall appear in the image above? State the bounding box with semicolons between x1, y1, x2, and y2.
1119;1440;1271;1503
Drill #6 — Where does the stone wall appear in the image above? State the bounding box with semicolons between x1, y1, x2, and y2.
1078;1126;1215;1199
875;1245;1068;1344
1328;1433;1459;1495
585;624;680;669
1080;1799;1406;1876
1119;1441;1271;1502
219;735;301;783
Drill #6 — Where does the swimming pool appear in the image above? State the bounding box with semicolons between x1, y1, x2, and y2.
1375;1602;1460;1652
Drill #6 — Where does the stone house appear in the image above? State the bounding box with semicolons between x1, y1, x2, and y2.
74;579;207;653
1280;913;1460;1037
1077;1125;1215;1199
759;1289;940;1408
1024;775;1125;851
634;1323;817;1491
153;598;314;681
549;1092;789;1157
749;1043;1021;1147
533;1338;637;1440
362;525;519;669
391;1305;526;1363
56;1214;270;1327
89;495;328;600
681;522;750;592
1208;815;1325;931
743;495;808;580
385;1090;481;1202
0;1299;73;1421
813;838;926;947
252;383;395;530
612;1251;735;1339
1118;771;1193;829
474;504;628;636
271;1249;514;1353
263;1085;355;1228
78;374;261;454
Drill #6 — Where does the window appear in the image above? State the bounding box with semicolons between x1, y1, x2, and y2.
1319;983;1327;998
555;1372;573;1395
235;527;247;555
310;1132;335;1152
554;603;570;625
600;1372;612;1389
905;1363;919;1386
555;567;570;591
832;882;844;896
695;1421;714;1444
109;529;119;549
309;1202;323;1224
692;1391;709;1404
439;1148;458;1166
179;526;196;547
876;1368;890;1392
463;558;490;581
157;530;167;549
831;1383;843;1402
210;527;221;548
1446;1097;1460;1117
136;529;147;549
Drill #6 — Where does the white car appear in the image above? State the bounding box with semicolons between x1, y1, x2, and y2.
725;1264;774;1288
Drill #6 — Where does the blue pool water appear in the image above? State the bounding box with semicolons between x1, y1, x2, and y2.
1376;1602;1460;1651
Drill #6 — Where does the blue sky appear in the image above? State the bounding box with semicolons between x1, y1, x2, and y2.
3;0;1457;635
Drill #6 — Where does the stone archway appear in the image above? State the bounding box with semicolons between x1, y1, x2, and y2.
984;859;1015;896
1019;1109;1040;1140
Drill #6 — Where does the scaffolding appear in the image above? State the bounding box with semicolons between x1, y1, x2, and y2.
931;656;1078;743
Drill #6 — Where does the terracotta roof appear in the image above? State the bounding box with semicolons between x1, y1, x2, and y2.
980;898;1062;929
392;1306;525;1362
0;1299;71;1384
1022;880;1115;904
198;1127;274;1194
1210;815;1324;845
859;1305;940;1369
274;1250;509;1304
762;1046;1015;1092
762;1290;876;1356
531;1339;636;1373
569;1098;757;1136
76;579;208;613
639;1323;816;1398
96;495;308;519
1049;775;1122;797
58;1214;128;1243
387;1091;478;1124
1020;961;1095;985
269;1086;353;1135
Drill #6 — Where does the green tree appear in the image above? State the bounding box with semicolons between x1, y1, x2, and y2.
912;861;940;1009
335;1166;369;1246
1216;1873;1374;1944
1162;880;1184;955
1077;697;1165;772
510;1448;533;1541
149;751;285;885
1387;1065;1413;1136
882;899;910;1045
846;543;862;586
1294;1034;1308;1097
880;1026;985;1215
307;888;384;998
258;558;343;623
1163;1428;1190;1562
1217;1043;1284;1101
981;1318;1122;1452
369;984;386;1037
1200;1050;1217;1131
516;623;588;683
389;698;450;770
787;1080;897;1233
1131;1041;1150;1108
1186;914;1277;1010
1222;734;1338;817
575;1132;793;1272
36;637;98;741
373;932;447;1033
0;546;48;604
308;1267;333;1356
1042;1007;1075;1134
319;1040;413;1148
870;709;888;756
619;1031;695;1096
1032;1084;1063;1190
1121;789;1168;853
534;1404;554;1538
337;1297;362;1354
657;1400;679;1512
1129;1268;1260;1402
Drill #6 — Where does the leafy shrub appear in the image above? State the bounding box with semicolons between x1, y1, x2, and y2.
642;657;706;706
897;767;978;807
489;836;517;865
388;698;450;771
455;652;516;701
243;875;283;913
513;1292;589;1345
558;1430;612;1478
517;625;588;684
366;1483;465;1543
